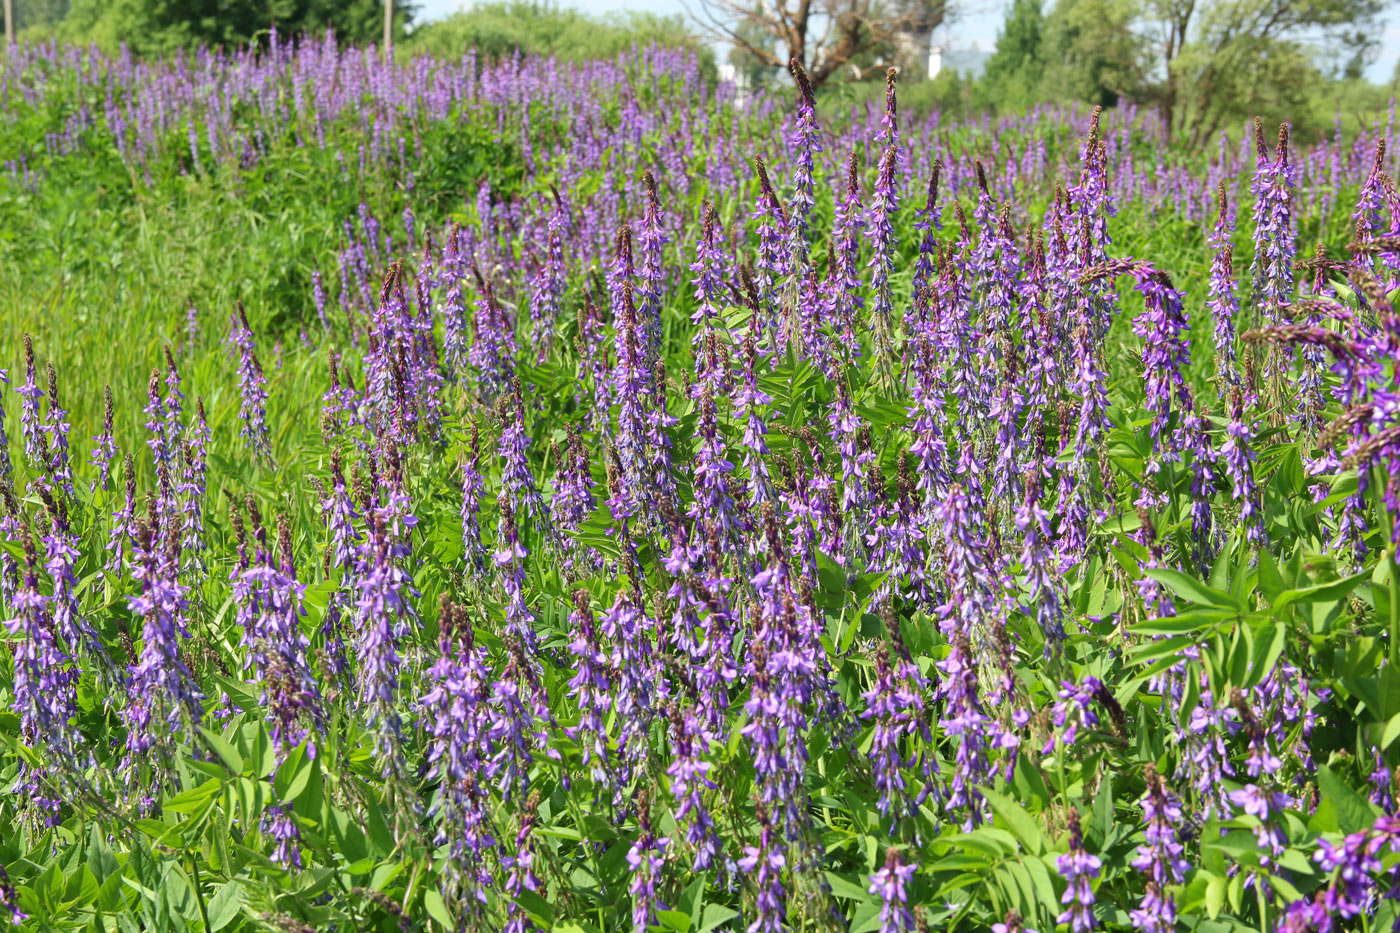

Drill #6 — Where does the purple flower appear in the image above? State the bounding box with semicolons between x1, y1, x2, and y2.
1129;267;1192;463
831;153;867;364
869;849;917;933
105;453;138;579
460;424;491;584
122;518;204;786
420;598;497;901
785;58;821;250
228;303;272;461
0;367;14;494
1129;766;1189;933
737;802;787;933
39;362;74;495
565;590;612;780
177;399;211;566
260;516;325;759
750;155;790;351
494;499;537;654
18;334;45;467
600;586;657;796
1044;677;1100;754
5;527;80;780
627;792;670;933
734;331;774;507
1221;386;1267;545
502;794;543;933
862;637;934;825
612;271;653;521
637;172;668;356
866;144;900;389
1208;183;1241;391
39;491;109;670
937;634;992;828
1017;470;1064;650
530;186;569;359
689;204;729;347
90;385;119;493
1055;809;1101;933
1249;121;1296;329
0;864;24;926
311;268;328;330
687;383;738;541
666;702;722;871
354;505;413;779
498;388;552;541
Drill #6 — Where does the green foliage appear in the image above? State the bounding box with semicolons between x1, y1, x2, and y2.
407;1;714;71
978;0;1046;112
1037;0;1148;110
26;0;415;55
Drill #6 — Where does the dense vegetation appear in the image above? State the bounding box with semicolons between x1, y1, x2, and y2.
1;30;1400;933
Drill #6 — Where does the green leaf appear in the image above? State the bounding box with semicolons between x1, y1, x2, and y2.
1143;568;1240;610
516;888;554;927
1243;618;1286;690
1317;764;1379;834
1382;713;1400;750
656;909;691;931
423;888;452;929
1257;549;1286;602
205;881;243;932
942;828;1018;857
979;786;1046;856
1205;873;1226;920
164;778;222;815
274;745;317;803
1272;570;1368;615
699;905;738;933
1132;609;1235;635
823;871;872;901
198;728;244;775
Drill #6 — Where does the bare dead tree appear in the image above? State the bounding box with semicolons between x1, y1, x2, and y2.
685;0;948;88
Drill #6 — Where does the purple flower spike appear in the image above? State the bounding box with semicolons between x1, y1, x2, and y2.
869;848;917;933
1056;809;1101;933
1129;766;1189;933
229;302;272;462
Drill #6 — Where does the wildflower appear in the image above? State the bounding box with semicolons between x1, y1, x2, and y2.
666;702;722;871
869;849;917;933
737;802;786;933
1056;809;1101;932
1129;766;1190;933
91;385;119;492
420;597;496;901
565;590;611;780
229;302;272;461
627;791;669;933
18;334;44;467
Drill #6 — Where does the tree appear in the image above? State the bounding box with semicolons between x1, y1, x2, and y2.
54;0;415;56
1143;0;1385;143
1038;0;1148;109
978;0;1045;110
687;0;949;88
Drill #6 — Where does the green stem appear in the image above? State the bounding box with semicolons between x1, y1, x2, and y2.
190;852;212;933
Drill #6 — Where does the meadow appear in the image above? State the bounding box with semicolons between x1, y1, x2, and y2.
0;32;1398;933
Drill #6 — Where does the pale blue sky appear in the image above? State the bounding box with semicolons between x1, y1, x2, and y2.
414;0;1398;84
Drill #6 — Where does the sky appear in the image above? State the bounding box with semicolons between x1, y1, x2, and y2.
414;0;1398;83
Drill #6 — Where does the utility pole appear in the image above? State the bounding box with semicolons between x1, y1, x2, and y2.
383;0;392;62
3;0;14;49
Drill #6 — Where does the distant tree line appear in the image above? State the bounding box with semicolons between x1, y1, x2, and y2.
8;0;413;54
